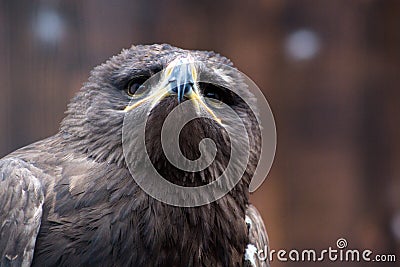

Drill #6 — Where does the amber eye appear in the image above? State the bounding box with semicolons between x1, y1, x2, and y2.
204;90;222;102
126;78;148;97
200;82;232;108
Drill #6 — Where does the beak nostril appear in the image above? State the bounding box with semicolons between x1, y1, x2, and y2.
183;83;193;94
171;83;193;102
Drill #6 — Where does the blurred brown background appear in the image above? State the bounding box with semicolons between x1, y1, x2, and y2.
0;0;399;266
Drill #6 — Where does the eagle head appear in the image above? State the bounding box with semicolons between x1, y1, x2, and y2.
61;44;261;201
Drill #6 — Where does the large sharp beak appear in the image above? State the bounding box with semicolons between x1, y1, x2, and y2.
166;56;197;103
124;56;221;124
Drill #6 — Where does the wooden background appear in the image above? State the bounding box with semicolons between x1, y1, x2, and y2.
0;0;399;266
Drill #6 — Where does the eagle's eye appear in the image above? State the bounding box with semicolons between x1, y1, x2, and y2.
126;77;148;97
204;90;221;102
201;83;232;107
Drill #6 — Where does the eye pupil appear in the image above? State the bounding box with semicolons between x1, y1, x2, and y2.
204;87;223;102
206;91;221;101
129;83;141;95
127;78;147;96
200;82;234;106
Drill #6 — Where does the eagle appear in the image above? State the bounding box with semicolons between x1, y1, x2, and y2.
0;44;270;267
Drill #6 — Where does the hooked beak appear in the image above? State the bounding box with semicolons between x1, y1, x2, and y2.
166;57;197;103
124;56;221;124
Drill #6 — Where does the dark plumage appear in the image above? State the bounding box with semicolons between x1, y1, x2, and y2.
0;44;269;267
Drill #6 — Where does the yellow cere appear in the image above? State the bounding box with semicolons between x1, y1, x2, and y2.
124;87;168;112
